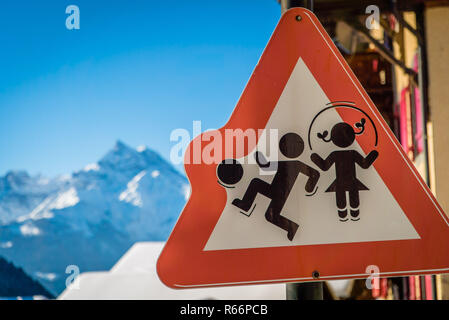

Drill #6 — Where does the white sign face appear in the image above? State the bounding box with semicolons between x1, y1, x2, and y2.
205;58;419;251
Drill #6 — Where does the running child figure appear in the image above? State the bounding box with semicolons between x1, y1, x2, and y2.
231;132;320;241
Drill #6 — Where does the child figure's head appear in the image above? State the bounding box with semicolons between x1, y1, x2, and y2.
330;122;356;148
279;133;304;158
216;159;243;186
318;118;366;148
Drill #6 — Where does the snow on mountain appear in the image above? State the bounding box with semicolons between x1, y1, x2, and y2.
0;141;189;295
0;171;66;225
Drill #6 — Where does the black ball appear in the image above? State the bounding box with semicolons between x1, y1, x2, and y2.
217;159;243;185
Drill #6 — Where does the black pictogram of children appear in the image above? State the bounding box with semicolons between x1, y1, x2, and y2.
217;133;320;241
310;118;378;222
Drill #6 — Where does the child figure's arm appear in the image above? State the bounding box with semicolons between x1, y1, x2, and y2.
298;162;320;193
254;151;278;172
354;150;379;169
255;151;270;168
311;153;335;171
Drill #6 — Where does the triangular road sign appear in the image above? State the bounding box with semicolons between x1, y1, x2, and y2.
157;8;449;289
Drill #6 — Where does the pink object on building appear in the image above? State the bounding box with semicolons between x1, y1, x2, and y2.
413;54;424;154
398;53;424;155
425;275;434;300
399;88;411;153
408;276;416;300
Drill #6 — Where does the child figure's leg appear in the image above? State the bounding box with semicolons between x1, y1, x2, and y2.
264;203;299;241
336;190;348;219
232;178;271;212
349;191;360;219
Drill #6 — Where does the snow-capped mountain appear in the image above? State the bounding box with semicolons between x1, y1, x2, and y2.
0;141;189;295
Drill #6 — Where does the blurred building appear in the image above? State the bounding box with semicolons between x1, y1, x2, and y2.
290;0;449;299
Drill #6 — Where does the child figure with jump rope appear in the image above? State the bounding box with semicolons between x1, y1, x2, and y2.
311;118;378;222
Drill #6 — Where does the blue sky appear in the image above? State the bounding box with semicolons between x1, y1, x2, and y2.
0;0;281;176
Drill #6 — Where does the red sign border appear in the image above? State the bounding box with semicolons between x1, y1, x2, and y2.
157;8;449;289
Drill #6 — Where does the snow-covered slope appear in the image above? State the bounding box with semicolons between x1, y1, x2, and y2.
0;141;189;295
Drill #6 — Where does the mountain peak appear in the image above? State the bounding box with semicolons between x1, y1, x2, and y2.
113;140;132;152
5;170;30;180
97;141;174;177
98;142;141;172
1;170;32;191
